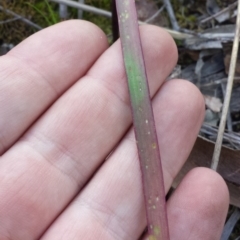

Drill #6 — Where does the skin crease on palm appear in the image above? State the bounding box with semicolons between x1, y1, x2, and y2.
0;20;229;240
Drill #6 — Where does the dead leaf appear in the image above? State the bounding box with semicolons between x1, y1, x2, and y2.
223;42;240;76
204;95;223;112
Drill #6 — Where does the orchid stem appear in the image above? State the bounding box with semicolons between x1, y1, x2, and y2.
115;0;170;239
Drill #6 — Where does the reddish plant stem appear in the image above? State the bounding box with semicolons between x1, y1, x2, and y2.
111;0;119;42
115;0;170;239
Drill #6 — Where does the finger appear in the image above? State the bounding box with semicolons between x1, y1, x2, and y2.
0;20;108;155
141;168;229;240
0;26;177;239
167;167;229;240
41;80;205;240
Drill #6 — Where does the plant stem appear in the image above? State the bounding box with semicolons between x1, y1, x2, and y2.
211;0;240;171
111;0;119;42
115;1;169;239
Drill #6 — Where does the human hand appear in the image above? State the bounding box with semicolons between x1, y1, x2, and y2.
0;20;229;240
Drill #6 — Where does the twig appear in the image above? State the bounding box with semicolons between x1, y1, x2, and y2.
200;77;240;87
78;0;84;19
201;1;238;24
49;0;193;40
0;16;21;24
0;5;42;30
59;4;68;19
200;123;240;150
162;0;179;30
145;4;165;24
211;0;240;171
49;0;112;18
139;20;194;39
221;83;233;132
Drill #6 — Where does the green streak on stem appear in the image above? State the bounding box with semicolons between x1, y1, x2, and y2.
124;53;145;104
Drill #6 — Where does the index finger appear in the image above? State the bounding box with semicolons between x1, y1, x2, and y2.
0;20;108;155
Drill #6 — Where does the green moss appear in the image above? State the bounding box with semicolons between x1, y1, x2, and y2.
176;7;197;29
0;0;60;44
83;0;112;36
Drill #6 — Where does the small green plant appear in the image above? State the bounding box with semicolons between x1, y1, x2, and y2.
176;7;196;29
26;0;59;26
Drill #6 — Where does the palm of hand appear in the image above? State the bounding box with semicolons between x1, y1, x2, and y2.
0;20;228;240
